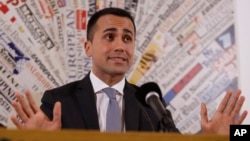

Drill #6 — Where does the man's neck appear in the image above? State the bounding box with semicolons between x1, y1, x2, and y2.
91;71;125;87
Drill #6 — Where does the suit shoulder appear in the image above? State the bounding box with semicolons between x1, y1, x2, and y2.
126;81;139;90
44;79;83;96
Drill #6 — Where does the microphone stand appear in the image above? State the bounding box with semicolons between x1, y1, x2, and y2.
159;112;176;132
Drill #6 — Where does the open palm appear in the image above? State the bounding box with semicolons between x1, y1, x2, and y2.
200;90;248;135
11;91;62;130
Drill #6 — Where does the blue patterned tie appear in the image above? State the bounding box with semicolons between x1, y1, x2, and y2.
102;87;121;132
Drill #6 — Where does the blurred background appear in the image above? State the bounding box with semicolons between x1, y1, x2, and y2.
0;0;249;133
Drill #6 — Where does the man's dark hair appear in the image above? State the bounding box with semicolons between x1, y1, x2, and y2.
87;7;136;41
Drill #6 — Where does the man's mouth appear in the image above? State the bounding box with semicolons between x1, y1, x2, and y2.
110;57;126;61
108;55;128;63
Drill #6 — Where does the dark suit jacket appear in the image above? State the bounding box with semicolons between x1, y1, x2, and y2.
40;73;180;132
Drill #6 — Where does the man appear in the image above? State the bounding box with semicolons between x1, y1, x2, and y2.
11;7;248;134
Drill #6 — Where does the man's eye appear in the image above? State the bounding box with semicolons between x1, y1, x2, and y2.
105;34;114;40
124;36;132;43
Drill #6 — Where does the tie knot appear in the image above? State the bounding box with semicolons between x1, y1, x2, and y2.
103;87;117;99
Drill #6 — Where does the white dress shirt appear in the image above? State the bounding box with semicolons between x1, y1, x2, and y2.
90;71;125;132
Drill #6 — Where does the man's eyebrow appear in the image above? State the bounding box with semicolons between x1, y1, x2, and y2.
123;29;134;36
103;28;117;33
103;28;134;35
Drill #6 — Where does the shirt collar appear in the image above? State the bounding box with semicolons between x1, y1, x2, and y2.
90;71;125;95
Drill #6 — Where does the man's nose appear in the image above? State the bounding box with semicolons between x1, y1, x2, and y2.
114;39;126;51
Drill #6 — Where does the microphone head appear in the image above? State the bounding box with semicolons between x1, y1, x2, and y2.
135;82;163;107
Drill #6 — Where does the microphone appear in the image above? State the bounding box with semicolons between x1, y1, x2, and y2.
136;82;178;132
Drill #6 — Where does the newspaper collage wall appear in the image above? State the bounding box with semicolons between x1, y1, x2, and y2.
0;0;238;134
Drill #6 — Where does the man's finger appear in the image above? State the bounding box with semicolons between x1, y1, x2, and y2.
15;93;34;118
236;111;248;124
216;91;232;113
225;90;241;115
12;99;28;123
200;103;208;126
52;102;61;124
10;116;23;129
230;96;245;118
25;90;40;113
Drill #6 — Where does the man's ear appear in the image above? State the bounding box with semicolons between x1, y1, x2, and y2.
84;41;92;57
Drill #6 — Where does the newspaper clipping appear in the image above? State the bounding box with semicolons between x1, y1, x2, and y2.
0;0;238;134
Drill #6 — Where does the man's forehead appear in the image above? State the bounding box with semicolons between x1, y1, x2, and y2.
102;27;134;35
97;15;134;28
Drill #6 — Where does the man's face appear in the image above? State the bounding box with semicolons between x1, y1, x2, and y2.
85;14;135;78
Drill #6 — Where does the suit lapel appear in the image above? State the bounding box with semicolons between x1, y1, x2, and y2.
124;81;141;131
74;73;99;130
72;75;142;131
